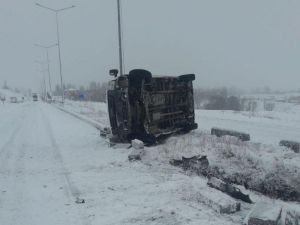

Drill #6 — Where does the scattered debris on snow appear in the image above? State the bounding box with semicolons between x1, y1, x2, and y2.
75;197;85;204
100;127;111;138
207;177;253;203
51;99;300;224
151;132;300;202
128;139;145;161
169;155;209;176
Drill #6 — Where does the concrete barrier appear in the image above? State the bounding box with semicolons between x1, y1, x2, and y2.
211;127;250;141
279;140;300;153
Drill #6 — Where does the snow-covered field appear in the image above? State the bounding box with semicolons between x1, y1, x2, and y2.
196;105;300;146
0;96;299;225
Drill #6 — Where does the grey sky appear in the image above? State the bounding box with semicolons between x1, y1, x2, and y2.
0;0;299;91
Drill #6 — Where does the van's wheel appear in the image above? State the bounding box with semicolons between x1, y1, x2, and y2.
178;74;195;81
128;69;152;103
129;69;152;83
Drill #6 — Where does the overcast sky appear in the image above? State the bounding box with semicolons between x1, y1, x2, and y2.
0;0;299;91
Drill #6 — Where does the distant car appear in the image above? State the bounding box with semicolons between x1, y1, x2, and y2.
10;97;17;103
0;96;5;103
32;94;38;101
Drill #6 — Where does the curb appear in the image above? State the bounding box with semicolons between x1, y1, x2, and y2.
53;104;104;130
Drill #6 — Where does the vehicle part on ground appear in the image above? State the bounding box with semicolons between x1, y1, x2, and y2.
211;127;250;141
182;155;209;176
207;177;253;204
100;127;112;137
107;69;197;144
169;155;209;176
279;140;300;153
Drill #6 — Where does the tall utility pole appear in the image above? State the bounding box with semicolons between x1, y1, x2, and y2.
35;43;57;96
117;0;124;76
35;3;75;103
35;62;48;99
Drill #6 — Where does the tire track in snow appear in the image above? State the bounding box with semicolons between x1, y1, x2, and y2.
0;105;33;224
0;103;92;225
0;108;28;175
41;109;81;199
39;105;92;225
6;110;34;225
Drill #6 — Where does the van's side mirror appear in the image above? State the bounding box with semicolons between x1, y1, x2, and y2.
109;69;118;77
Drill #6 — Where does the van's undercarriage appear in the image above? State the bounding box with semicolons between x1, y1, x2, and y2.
107;69;197;144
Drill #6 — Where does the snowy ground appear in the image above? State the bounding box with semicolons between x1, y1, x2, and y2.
0;101;245;225
0;98;299;225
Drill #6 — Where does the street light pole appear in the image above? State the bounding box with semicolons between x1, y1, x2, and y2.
35;62;48;99
55;12;64;101
117;0;124;76
35;3;75;103
35;43;57;96
46;49;52;95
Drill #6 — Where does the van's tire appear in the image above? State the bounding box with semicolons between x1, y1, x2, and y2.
179;74;195;81
129;69;152;83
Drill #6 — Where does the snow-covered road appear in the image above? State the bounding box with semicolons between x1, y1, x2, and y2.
0;102;245;225
0;102;94;225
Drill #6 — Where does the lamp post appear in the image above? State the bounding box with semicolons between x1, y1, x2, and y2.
35;3;75;103
117;0;124;76
34;43;57;96
35;61;48;99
